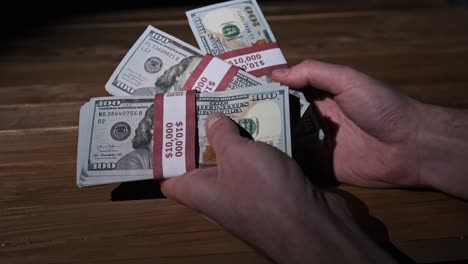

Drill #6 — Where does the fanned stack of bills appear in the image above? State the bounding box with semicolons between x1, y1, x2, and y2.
105;25;264;97
77;0;317;187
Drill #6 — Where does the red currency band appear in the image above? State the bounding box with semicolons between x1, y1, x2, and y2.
182;55;212;91
185;90;196;172
218;65;238;92
153;94;165;180
152;91;196;180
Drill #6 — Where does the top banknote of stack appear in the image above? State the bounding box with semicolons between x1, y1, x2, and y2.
104;25;265;97
186;0;288;83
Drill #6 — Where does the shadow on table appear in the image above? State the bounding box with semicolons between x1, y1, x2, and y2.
111;180;165;201
324;188;416;264
292;88;417;263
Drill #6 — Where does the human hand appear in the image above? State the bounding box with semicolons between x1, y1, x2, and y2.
161;112;396;264
273;60;425;188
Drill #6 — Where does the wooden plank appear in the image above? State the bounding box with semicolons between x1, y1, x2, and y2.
0;83;109;105
1;50;468;106
306;51;468;87
0;128;77;165
0;9;467;108
0;200;213;243
0;179;467;263
396;237;468;263
0;153;467;243
0;102;82;131
0;77;467;132
4;8;468;62
59;0;450;25
0;162;116;207
0;232;263;264
1;3;468;263
0;192;467;261
62;253;271;264
340;185;468;242
0;200;262;264
397;82;468;109
3;48;468;87
0;80;467;132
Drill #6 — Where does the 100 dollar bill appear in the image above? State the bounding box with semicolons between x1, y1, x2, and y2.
77;84;291;187
105;25;264;96
187;0;275;55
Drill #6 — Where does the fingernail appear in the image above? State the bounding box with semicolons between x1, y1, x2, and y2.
206;112;224;129
273;68;290;77
200;214;221;228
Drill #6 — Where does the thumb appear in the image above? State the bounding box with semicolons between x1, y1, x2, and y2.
272;60;383;96
161;167;217;212
204;112;250;157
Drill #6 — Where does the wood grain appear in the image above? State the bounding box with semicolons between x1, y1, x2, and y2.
1;1;468;263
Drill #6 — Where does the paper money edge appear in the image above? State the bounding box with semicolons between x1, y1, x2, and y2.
76;102;91;187
104;25;206;96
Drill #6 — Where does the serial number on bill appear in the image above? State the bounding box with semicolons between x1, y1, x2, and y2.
98;111;144;117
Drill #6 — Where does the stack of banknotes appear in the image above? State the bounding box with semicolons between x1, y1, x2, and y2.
77;0;314;187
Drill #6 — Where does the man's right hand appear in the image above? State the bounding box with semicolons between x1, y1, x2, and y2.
273;60;468;199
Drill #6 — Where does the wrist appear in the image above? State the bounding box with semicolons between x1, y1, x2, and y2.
415;103;468;198
261;190;396;264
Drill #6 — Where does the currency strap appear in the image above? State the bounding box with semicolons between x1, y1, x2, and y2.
182;54;239;92
217;42;288;77
153;91;196;180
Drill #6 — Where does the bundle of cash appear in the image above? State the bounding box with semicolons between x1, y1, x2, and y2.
187;0;307;101
77;85;292;187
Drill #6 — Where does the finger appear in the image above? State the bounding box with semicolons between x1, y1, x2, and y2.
272;60;382;96
274;60;416;140
199;213;221;228
205;112;249;156
161;167;217;212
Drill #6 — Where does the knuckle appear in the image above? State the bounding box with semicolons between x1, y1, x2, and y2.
300;59;316;70
335;65;362;92
338;65;359;77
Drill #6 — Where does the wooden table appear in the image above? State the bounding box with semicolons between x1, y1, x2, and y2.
1;1;468;263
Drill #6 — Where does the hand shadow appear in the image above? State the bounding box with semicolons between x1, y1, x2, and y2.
294;88;415;263
111;179;165;201
291;88;338;185
322;187;415;263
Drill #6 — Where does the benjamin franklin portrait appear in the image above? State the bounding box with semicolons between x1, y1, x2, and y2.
115;104;154;170
133;55;202;96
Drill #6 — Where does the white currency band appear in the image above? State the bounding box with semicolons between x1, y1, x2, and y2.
162;93;187;177
195;56;232;92
228;47;287;72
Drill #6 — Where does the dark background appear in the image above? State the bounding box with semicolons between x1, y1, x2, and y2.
3;0;302;38
4;0;467;38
